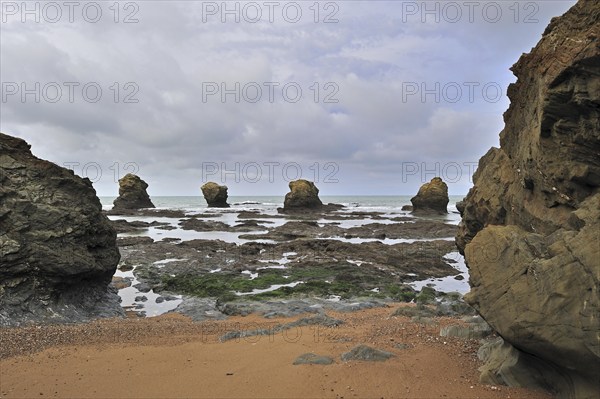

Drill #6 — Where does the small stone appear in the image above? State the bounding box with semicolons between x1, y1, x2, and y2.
341;345;394;362
293;353;334;365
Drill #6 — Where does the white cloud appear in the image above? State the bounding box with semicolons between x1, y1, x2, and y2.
0;0;577;195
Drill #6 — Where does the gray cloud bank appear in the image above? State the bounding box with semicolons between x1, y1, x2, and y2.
1;0;577;195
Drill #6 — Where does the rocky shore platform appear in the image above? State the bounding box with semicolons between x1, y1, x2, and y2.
104;202;469;321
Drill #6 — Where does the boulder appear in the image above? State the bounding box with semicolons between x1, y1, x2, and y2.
112;173;155;210
455;2;600;397
293;353;334;365
410;177;449;214
341;345;395;362
201;182;230;208
0;132;124;326
283;179;323;210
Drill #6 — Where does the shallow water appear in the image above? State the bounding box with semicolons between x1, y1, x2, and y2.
409;251;470;294
107;196;468;316
113;268;183;317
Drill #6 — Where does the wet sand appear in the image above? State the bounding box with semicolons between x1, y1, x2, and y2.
0;305;552;399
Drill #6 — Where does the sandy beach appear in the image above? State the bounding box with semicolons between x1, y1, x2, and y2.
0;305;552;399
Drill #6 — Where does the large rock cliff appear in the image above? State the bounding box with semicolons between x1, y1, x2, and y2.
456;1;599;398
112;173;155;211
0;133;124;326
410;177;449;214
201;182;230;208
283;179;323;210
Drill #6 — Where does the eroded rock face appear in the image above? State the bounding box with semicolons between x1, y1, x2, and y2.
112;174;155;210
410;177;449;214
0;132;124;326
456;2;599;397
283;179;323;210
201;182;229;208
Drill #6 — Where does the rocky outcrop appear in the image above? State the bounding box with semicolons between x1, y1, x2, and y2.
0;132;124;326
456;1;599;398
410;177;449;214
201;182;229;208
112;174;155;210
283;179;323;210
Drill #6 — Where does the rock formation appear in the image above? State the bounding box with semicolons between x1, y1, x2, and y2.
112;173;155;210
456;1;599;397
410;177;449;214
201;182;230;208
0;132;124;326
283;179;323;210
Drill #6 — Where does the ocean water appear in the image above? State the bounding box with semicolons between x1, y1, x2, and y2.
100;195;465;225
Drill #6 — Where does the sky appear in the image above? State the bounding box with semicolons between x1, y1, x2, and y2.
1;0;578;196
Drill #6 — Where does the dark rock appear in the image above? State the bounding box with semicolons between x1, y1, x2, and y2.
112;174;155;210
117;236;154;246
180;218;230;231
133;282;151;293
455;200;465;215
171;297;226;322
435;295;476;317
0;132;124;326
410;177;449;214
111;276;132;290
118;260;134;272
455;2;600;397
155;224;176;231
201;182;230;208
341;345;395;362
220;313;343;342
134;296;148;302
283;179;323;210
111;219;170;233
439;324;492;340
477;338;578;396
240;220;457;242
128;209;186;218
401;205;413;211
415;286;437;304
293;353;334;365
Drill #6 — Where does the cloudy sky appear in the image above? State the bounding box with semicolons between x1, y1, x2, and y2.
1;0;577;196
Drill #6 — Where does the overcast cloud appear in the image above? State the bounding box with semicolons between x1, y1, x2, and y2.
1;0;577;196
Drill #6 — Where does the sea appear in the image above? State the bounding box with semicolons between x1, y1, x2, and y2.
100;195;470;317
100;195;465;224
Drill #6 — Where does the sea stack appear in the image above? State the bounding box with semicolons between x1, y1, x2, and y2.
0;132;124;326
283;179;323;210
201;182;230;207
112;173;155;210
456;1;599;397
410;177;449;214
